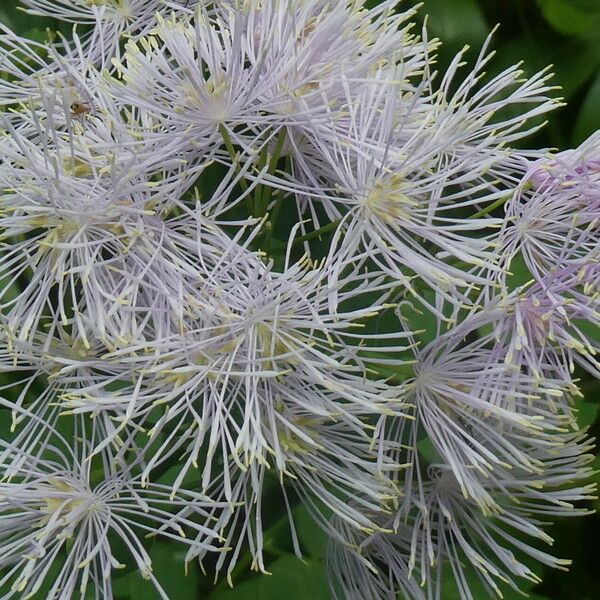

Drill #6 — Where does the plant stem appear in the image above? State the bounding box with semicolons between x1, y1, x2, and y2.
259;129;287;214
292;219;341;246
470;193;511;219
219;124;249;193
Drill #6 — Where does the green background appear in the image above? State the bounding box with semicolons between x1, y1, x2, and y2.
1;0;600;598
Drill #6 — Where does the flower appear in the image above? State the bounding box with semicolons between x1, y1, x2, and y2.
407;452;595;599
0;89;203;345
399;311;572;513
326;512;425;600
303;71;502;313
279;33;557;315
0;1;597;598
327;435;595;600
493;264;600;395
20;0;192;64
83;243;415;579
502;131;600;282
107;1;427;168
0;430;225;599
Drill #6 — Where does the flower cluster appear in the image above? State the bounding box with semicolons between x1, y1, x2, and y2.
0;1;598;599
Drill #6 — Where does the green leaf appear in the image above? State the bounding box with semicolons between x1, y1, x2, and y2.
257;556;329;600
439;566;551;600
211;555;329;600
292;505;327;559
505;253;533;292
113;541;199;600
422;0;488;50
537;0;600;36
209;580;258;600
417;435;441;464
0;0;47;35
574;70;600;144
575;401;600;429
489;27;599;102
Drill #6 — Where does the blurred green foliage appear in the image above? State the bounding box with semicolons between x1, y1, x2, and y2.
0;0;599;598
418;0;600;150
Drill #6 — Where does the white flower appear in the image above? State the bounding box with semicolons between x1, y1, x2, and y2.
109;7;283;160
326;513;424;600
502;131;600;282
78;244;415;578
20;0;194;64
327;435;595;600
0;432;225;600
0;89;202;345
108;1;427;166
302;71;502;313
408;453;594;599
0;24;59;110
279;32;557;315
398;309;577;513
0;1;597;597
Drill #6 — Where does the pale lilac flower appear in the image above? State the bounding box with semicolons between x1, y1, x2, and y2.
0;24;135;120
326;514;425;600
302;73;502;312
502;131;600;281
245;0;427;142
0;91;204;345
493;264;600;399
396;308;580;513
108;1;428;167
20;0;195;65
283;34;558;314
526;131;600;190
0;320;158;473
407;452;594;600
0;24;63;110
0;2;597;598
0;218;267;464
109;7;288;160
187;417;402;584
125;249;407;465
427;35;557;186
327;434;594;600
68;244;415;579
0;431;225;600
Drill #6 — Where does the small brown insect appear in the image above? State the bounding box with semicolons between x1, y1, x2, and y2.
70;101;93;119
